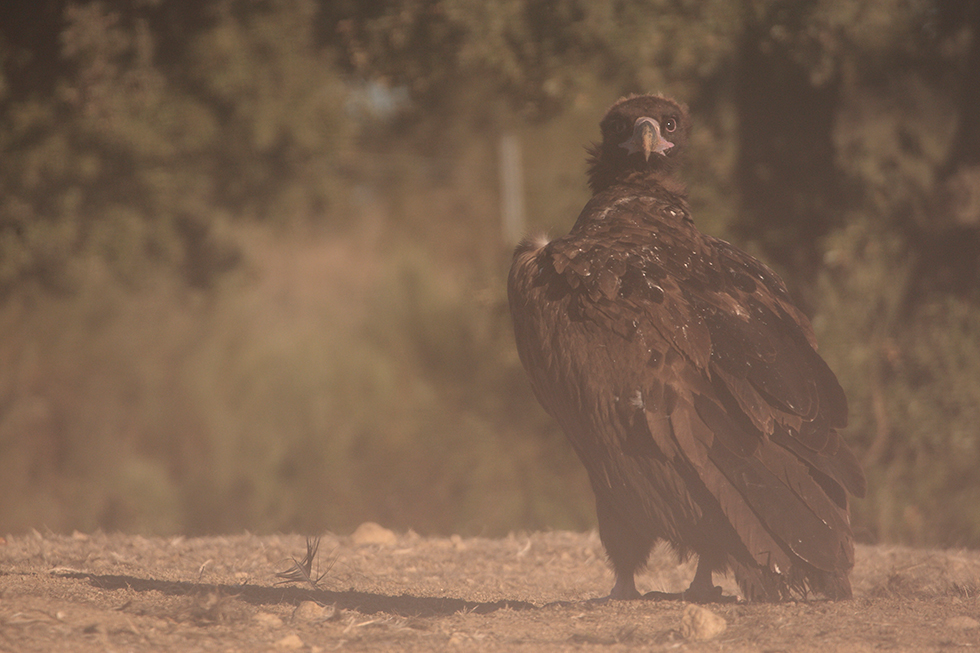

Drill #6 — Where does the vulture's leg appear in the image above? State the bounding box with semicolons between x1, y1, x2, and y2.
595;493;652;600
640;555;737;602
681;555;736;603
682;556;722;602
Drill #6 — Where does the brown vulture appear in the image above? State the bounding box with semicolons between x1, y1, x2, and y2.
508;94;866;602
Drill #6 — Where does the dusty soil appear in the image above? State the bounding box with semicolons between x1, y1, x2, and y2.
3;527;980;652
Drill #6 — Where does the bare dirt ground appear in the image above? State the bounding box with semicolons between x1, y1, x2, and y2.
3;526;980;652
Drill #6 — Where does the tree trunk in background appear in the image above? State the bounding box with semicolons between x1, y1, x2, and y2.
914;1;980;305
499;133;526;249
733;17;844;300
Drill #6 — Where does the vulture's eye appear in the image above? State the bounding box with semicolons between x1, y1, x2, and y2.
663;117;677;133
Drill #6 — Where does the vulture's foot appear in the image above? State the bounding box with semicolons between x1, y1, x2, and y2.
598;574;642;601
640;589;684;601
681;584;738;604
639;557;739;602
677;558;739;603
638;587;738;603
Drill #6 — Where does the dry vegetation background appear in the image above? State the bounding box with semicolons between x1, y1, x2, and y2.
1;0;980;551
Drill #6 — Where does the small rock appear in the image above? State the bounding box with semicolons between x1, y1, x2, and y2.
254;611;284;628
680;604;727;641
946;616;980;630
293;601;335;621
275;633;305;649
351;522;397;546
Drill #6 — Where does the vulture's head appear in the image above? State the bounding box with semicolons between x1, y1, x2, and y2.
587;94;690;194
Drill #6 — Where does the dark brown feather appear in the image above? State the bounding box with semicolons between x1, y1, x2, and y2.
508;94;865;601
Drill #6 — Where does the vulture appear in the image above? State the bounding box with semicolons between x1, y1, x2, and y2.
508;94;866;602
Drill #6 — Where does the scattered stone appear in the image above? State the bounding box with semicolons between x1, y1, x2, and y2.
945;616;980;630
680;604;727;641
293;601;335;622
49;567;85;576
275;633;305;649
351;522;397;546
254;611;284;628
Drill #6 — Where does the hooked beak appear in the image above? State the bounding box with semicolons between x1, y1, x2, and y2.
619;117;674;161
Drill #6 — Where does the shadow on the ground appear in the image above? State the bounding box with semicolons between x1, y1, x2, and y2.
61;572;537;617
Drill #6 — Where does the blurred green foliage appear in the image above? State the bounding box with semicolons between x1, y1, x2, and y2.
1;0;980;546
